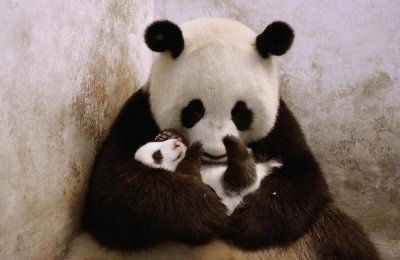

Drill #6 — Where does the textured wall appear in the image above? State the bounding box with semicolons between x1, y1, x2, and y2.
0;0;152;258
155;1;400;259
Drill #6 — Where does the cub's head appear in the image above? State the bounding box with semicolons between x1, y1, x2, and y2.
134;139;187;171
144;18;294;163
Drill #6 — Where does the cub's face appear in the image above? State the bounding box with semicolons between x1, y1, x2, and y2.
135;139;187;171
145;18;293;163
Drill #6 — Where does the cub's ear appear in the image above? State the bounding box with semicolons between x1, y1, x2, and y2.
256;21;294;58
144;20;184;58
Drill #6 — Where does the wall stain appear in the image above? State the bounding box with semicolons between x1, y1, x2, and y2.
62;0;146;257
352;71;393;121
311;61;323;93
69;0;138;149
66;161;82;207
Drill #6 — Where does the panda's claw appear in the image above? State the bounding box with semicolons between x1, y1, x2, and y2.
155;129;183;142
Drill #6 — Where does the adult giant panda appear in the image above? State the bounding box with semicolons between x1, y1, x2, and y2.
68;18;380;259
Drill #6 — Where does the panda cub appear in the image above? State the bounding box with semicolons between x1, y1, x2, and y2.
134;135;281;215
134;139;187;172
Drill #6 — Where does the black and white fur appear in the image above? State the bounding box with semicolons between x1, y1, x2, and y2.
199;136;282;215
135;136;282;215
70;18;380;260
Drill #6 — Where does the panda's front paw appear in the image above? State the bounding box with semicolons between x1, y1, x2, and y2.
155;129;185;143
186;142;203;159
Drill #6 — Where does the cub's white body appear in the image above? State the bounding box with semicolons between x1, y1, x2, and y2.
200;160;281;215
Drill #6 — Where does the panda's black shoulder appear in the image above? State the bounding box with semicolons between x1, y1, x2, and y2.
99;88;159;161
110;89;158;144
250;99;317;167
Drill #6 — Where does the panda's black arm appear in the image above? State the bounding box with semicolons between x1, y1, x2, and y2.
223;159;330;249
82;89;227;250
85;161;227;250
223;100;332;249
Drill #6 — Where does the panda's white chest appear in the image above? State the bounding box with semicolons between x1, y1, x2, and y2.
199;164;241;215
200;161;281;215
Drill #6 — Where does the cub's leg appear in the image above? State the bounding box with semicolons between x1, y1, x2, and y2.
222;135;256;195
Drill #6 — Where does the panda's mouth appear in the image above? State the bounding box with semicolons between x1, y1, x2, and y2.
203;152;227;160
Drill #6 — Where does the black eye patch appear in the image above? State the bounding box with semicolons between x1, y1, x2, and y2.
181;99;205;128
231;101;253;131
152;150;163;164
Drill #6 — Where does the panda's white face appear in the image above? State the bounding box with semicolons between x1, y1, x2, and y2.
148;18;282;163
134;139;187;171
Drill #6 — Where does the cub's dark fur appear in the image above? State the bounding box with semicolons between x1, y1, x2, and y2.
222;136;257;194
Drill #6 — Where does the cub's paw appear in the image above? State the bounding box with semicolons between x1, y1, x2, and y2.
223;135;251;160
155;129;185;143
186;142;203;159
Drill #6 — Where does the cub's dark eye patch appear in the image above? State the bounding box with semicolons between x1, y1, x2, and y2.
231;101;253;131
152;150;163;164
181;99;205;128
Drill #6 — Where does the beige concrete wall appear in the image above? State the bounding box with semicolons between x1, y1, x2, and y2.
155;1;400;259
0;0;152;258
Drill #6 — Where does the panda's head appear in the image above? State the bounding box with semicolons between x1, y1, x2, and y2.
145;18;294;163
134;139;187;172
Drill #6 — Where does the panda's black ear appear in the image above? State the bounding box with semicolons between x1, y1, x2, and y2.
144;20;184;58
256;21;294;58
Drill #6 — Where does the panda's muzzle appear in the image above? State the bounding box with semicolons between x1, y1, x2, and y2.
203;152;227;160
